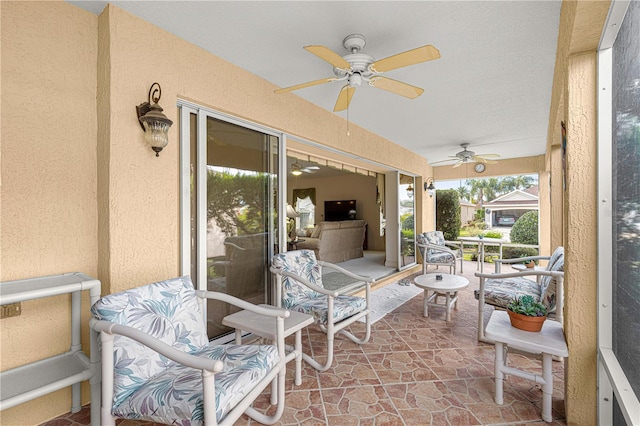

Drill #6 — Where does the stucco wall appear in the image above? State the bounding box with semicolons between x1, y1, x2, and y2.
0;2;98;424
432;155;545;181
564;51;598;425
98;4;433;296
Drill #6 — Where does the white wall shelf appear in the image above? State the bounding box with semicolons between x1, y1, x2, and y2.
0;272;100;425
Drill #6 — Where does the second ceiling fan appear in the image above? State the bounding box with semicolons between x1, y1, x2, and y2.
275;34;440;112
432;143;501;168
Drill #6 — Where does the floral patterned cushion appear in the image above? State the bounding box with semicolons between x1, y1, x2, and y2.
425;231;446;246
112;344;279;424
289;294;367;324
426;251;456;264
91;276;209;408
539;253;564;312
482;276;543;309
271;250;323;309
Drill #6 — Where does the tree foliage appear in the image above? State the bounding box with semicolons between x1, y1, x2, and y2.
436;189;461;240
510;210;539;245
206;170;269;236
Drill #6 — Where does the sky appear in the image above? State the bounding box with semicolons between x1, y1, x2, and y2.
435;174;539;191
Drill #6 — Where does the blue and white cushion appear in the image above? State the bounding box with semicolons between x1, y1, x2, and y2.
92;276;280;424
111;344;279;424
91;276;209;408
272;250;323;309
483;276;543;309
272;250;367;325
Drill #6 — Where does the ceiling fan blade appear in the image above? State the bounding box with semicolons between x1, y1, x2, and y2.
274;77;337;94
452;161;463;168
370;45;441;73
473;156;498;164
475;153;501;158
304;45;351;70
369;76;424;99
333;85;356;112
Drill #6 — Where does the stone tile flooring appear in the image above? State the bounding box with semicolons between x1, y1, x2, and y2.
43;261;567;426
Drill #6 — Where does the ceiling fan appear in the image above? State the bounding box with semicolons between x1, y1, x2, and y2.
290;161;319;176
274;33;440;112
432;143;500;168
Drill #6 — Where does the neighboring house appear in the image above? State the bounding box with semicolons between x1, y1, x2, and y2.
460;201;476;225
484;186;539;226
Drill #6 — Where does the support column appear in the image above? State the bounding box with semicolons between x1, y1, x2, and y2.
564;51;598;425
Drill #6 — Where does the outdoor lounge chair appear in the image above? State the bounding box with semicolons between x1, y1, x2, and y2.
270;249;372;371
416;231;464;274
90;276;288;426
475;246;564;342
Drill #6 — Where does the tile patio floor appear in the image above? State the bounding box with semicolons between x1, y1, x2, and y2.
43;260;566;426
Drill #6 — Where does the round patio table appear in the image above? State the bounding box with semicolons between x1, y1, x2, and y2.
413;273;469;321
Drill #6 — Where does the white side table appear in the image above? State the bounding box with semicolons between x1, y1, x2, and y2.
223;305;313;390
485;311;568;422
413;273;469;321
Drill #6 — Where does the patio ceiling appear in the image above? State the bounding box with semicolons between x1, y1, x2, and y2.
71;1;561;166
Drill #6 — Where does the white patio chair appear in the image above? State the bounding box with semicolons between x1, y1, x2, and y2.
416;231;464;274
91;276;288;426
475;246;564;342
270;250;372;371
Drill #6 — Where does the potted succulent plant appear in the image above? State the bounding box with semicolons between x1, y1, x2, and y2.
507;295;548;331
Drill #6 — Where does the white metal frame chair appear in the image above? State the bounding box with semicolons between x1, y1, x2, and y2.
416;231;464;274
270;250;372;371
91;276;289;426
475;247;564;342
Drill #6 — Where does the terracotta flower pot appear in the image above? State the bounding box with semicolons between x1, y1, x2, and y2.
508;310;547;332
526;260;535;268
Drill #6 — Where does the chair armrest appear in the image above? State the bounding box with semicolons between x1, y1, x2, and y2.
197;290;291;318
495;255;551;265
494;255;551;272
270;266;339;298
475;270;563;280
444;240;461;249
92;319;224;372
417;242;458;256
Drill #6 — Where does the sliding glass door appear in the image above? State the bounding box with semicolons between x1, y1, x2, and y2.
180;104;281;340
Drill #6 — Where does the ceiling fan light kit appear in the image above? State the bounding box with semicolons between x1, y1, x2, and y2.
275;33;440;112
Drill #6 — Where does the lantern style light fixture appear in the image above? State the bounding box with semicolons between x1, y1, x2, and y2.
424;177;436;198
136;82;173;157
406;184;414;198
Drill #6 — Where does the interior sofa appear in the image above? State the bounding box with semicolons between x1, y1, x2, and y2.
296;220;366;263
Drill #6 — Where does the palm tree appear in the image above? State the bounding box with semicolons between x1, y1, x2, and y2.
456;185;470;202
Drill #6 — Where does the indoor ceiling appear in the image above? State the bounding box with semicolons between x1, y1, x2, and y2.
71;1;562;166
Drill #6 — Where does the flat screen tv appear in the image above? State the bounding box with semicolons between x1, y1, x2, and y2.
324;200;356;222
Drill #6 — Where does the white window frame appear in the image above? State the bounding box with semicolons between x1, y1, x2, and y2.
597;1;640;424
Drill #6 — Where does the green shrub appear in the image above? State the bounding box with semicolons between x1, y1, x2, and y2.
436;190;461;240
483;230;503;239
401;213;414;230
502;246;540;259
510;211;539;245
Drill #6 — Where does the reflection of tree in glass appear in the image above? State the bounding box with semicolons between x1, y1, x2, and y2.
207;169;268;236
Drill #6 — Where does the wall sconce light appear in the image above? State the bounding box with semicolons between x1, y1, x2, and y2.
424;177;436;198
136;82;173;157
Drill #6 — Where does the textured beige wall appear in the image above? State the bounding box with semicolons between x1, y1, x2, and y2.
563;51;598;425
432;155;545;181
0;2;98;424
547;2;609;424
